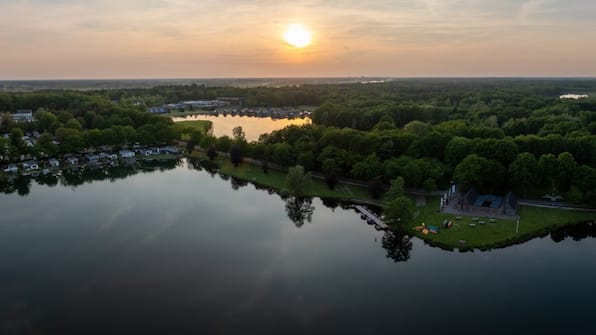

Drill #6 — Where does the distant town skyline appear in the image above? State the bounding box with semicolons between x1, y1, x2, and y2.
1;0;596;79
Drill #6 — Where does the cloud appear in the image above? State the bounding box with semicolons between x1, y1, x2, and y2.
0;0;595;78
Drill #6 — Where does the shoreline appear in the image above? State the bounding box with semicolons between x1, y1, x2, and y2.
191;153;595;251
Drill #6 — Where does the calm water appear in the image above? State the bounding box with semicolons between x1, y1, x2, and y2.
0;160;595;335
172;115;311;141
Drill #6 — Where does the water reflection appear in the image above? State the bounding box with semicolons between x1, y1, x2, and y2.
382;231;413;262
550;221;596;243
230;176;249;191
3;157;593;266
1;159;596;334
185;159;596;256
0;160;180;196
172;114;311;141
284;196;315;228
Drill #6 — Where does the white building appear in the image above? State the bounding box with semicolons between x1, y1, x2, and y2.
12;110;34;123
119;150;135;158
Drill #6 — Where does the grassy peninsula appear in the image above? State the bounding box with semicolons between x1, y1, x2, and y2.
190;151;594;250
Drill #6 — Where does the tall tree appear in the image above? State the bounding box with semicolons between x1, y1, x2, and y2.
207;145;218;161
232;126;245;141
285;165;310;197
508;152;539;197
538;153;560;194
384;196;415;226
230;144;242;167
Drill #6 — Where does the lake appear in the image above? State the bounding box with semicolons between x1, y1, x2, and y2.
172;115;311;141
0;160;595;335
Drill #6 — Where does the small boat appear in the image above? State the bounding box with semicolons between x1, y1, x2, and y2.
42;168;50;175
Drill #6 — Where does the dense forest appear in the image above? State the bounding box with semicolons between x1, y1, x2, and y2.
1;79;595;205
191;79;596;205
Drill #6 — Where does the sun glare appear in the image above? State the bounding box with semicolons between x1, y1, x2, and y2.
283;24;312;48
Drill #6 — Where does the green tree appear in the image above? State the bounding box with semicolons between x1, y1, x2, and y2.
230;144;242;167
368;179;384;199
322;158;338;175
0;113;14;131
453;154;488;192
325;173;338;190
57;111;74;124
422;178;437;192
557;152;577;192
574;165;596;204
85;129;103;148
403;120;430;136
215;136;233;153
350;153;383;180
35;109;57;132
297;151;315;171
444;137;473;167
36;132;57;156
538;153;560;194
10;128;24;148
232;126;245;141
272;143;294;167
186;139;196;153
508;152;540;196
285;165;310;197
384;196;415;226
207;145;218;161
385;176;405;201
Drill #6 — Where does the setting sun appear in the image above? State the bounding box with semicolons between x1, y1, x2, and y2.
283;24;312;48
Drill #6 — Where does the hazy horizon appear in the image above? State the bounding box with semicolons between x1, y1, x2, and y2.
3;76;596;81
2;0;596;79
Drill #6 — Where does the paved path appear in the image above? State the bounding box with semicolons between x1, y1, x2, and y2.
518;201;596;212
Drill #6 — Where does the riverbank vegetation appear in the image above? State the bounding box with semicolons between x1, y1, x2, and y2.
190;152;372;201
193;148;593;249
1;79;595;249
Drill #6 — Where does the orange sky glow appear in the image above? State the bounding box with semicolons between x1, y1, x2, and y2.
1;0;595;79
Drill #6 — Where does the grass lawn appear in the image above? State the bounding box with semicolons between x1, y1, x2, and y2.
174;120;213;140
191;152;374;201
403;197;595;250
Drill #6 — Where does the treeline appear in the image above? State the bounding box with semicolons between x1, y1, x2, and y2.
311;81;596;134
193;121;596;205
101;85;326;108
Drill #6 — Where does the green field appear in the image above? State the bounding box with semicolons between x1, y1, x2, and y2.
404;197;595;250
174;120;213;140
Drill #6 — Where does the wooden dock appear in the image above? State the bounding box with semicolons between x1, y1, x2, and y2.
354;205;388;230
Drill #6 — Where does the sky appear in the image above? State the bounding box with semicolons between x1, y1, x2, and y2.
1;0;596;79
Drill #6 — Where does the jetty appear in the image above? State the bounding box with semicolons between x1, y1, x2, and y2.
354;205;388;230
